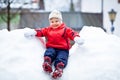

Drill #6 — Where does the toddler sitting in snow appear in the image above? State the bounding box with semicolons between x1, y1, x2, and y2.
24;10;84;79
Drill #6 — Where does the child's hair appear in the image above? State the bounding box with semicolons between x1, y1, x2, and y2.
49;10;62;20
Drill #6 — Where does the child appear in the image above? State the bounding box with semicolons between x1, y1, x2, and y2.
24;10;84;79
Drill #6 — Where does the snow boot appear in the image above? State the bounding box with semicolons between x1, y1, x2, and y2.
52;62;64;79
42;56;52;73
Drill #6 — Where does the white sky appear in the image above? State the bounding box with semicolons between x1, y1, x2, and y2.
2;0;102;12
81;0;102;13
44;0;102;12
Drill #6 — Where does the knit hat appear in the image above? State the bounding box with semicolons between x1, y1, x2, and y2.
49;10;62;20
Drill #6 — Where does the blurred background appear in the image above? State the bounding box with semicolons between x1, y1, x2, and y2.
0;0;120;37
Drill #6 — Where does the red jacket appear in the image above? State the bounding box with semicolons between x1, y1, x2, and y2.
35;23;80;50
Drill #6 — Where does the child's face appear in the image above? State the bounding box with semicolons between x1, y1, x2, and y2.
49;18;62;28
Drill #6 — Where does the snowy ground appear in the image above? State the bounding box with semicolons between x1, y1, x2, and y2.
0;26;120;80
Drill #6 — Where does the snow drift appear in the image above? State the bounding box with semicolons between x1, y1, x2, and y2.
0;26;120;80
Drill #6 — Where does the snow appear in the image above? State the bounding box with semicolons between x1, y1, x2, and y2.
0;26;120;80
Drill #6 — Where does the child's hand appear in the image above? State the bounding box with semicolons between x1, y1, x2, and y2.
24;28;36;39
74;37;84;45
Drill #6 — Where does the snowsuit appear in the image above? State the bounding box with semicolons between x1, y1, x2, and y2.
35;23;79;68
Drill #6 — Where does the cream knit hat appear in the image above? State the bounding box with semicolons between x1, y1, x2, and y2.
49;10;62;20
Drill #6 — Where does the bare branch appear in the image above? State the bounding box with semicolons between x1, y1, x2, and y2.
10;0;14;4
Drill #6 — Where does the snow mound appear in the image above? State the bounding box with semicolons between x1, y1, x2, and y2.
0;26;120;80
